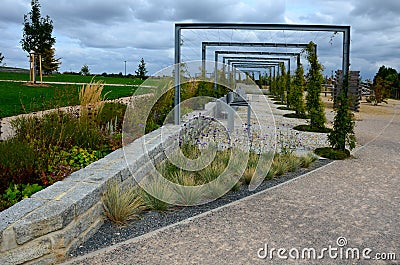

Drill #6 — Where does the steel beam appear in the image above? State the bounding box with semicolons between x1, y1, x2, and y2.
214;51;299;89
201;42;310;76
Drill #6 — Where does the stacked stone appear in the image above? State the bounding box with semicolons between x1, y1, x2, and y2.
334;70;361;112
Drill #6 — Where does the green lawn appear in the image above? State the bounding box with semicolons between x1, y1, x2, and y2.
0;71;147;118
0;81;145;118
0;72;143;85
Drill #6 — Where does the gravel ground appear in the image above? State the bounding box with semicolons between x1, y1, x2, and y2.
70;158;332;257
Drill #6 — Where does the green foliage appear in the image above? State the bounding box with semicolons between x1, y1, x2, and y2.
135;58;148;80
305;42;326;128
293;124;332;133
11;112;106;150
328;92;356;151
0;102;127;209
141;191;170;212
171;171;204;205
21;0;56;72
277;63;287;103
0;140;37;192
289;64;306;116
373;65;400;99
42;48;61;74
80;64;90;76
1;183;43;211
369;75;391;105
285;154;302;172
145;80;228;133
315;147;350;160
271;158;289;176
66;146;100;168
22;183;43;198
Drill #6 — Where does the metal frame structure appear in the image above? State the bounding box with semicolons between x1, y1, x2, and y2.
174;23;350;125
214;51;300;89
201;41;311;77
232;63;282;88
228;59;287;82
222;54;301;84
227;58;290;74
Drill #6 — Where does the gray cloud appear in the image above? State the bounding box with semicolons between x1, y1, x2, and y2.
0;0;399;78
0;0;29;25
351;0;400;17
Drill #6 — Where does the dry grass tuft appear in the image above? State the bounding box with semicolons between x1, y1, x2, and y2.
79;79;109;119
242;167;256;185
102;182;143;225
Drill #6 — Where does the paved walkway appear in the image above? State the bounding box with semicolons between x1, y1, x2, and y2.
64;99;400;265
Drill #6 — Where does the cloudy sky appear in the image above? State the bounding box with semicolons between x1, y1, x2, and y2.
0;0;399;79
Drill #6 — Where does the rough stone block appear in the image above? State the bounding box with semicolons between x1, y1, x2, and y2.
13;201;75;245
61;182;102;216
31;181;76;201
0;237;52;265
24;254;58;265
0;198;45;245
65;218;103;257
50;207;92;250
1;226;17;252
89;201;104;224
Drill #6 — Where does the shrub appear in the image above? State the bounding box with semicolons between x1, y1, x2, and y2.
289;64;306;116
0;140;37;192
102;182;143;224
293;124;332;133
305;42;326;129
11;111;107;150
0;183;43;211
315;147;350;160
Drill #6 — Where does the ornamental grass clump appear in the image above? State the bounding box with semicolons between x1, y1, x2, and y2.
299;153;318;168
102;182;143;224
79;79;109;120
171;170;204;206
141;181;171;212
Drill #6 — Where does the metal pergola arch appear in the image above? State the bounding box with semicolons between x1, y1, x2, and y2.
214;51;300;89
222;54;301;84
227;58;290;75
231;62;282;88
174;23;350;125
201;41;312;77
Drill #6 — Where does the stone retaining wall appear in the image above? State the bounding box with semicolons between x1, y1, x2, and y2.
0;102;217;264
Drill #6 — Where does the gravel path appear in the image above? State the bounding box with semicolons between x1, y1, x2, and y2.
62;98;400;264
